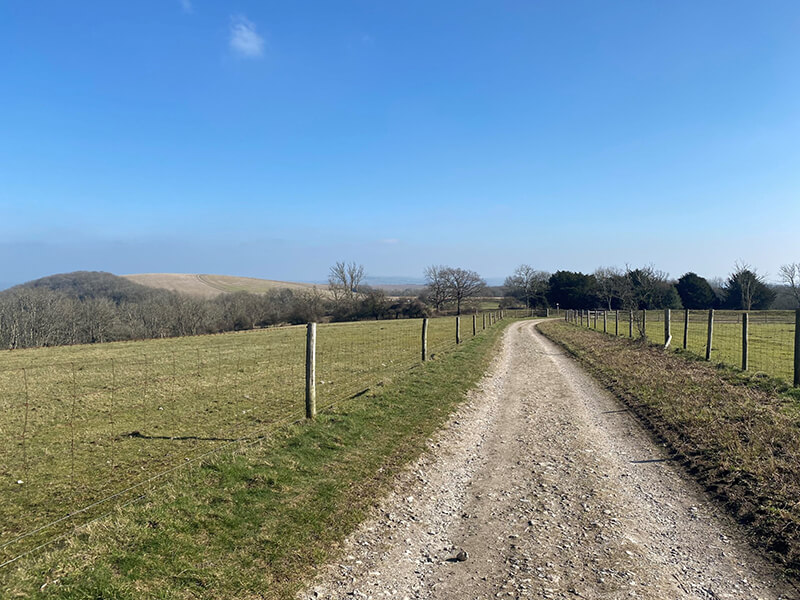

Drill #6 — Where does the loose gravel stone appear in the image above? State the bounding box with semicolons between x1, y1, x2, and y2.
299;321;799;600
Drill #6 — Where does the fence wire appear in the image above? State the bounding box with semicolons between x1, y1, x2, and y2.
569;308;798;386
0;310;522;567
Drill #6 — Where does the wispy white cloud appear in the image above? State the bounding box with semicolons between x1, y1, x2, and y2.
179;0;193;14
229;15;265;58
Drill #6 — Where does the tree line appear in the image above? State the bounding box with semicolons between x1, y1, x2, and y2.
0;272;329;349
0;270;434;350
4;258;796;351
502;262;783;312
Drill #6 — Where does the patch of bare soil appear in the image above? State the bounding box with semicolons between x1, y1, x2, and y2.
298;321;797;600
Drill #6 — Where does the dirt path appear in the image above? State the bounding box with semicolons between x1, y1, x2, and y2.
299;320;798;600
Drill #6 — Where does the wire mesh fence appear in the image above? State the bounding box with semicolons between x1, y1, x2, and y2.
566;308;800;387
0;309;524;567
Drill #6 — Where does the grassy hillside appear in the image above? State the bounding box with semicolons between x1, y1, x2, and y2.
122;273;320;298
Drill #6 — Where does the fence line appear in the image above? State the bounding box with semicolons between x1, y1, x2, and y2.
0;308;540;567
565;308;800;386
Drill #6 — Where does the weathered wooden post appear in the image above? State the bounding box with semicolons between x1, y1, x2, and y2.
456;316;461;344
593;310;597;329
615;310;619;336
421;318;429;362
482;313;486;329
473;314;477;336
664;308;672;348
629;309;633;338
603;311;607;333
305;322;317;419
641;310;647;339
683;309;689;350
705;309;714;361
794;309;800;387
546;307;550;317
742;313;748;371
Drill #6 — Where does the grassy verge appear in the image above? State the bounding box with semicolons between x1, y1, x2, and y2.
2;320;510;599
538;320;800;577
583;309;797;384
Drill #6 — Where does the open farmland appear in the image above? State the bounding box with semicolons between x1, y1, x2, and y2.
122;273;320;298
0;313;507;566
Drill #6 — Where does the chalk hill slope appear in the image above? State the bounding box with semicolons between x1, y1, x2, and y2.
122;273;319;298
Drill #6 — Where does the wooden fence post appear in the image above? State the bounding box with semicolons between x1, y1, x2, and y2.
794;309;800;387
473;314;477;336
683;309;689;350
706;309;714;361
629;310;633;338
546;307;550;317
615;310;619;336
305;323;317;419
421;318;428;362
664;308;672;349
641;310;647;339
742;313;748;371
603;311;607;333
456;316;461;344
593;310;597;329
482;313;486;329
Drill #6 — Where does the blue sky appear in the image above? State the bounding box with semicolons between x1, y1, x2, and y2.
2;1;799;287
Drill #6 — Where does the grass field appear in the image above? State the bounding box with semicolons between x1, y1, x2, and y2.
577;309;797;384
0;314;504;567
122;273;320;298
2;315;512;599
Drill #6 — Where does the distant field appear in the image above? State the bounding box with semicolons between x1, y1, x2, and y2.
122;273;321;298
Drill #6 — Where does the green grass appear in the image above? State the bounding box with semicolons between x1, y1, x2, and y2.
0;315;511;599
579;310;797;384
539;319;800;577
0;314;502;568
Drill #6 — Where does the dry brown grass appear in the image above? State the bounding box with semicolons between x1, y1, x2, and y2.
122;273;321;298
538;320;800;576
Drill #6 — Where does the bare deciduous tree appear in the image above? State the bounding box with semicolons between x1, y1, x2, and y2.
594;266;623;310
504;265;549;308
423;265;452;312
779;262;800;307
444;267;486;315
328;261;365;303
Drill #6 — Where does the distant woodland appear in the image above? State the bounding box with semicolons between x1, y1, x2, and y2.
1;262;797;350
0;271;426;349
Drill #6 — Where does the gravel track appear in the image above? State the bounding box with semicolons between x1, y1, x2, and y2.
299;320;798;600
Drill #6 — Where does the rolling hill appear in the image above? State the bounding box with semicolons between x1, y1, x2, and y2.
121;273;321;298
